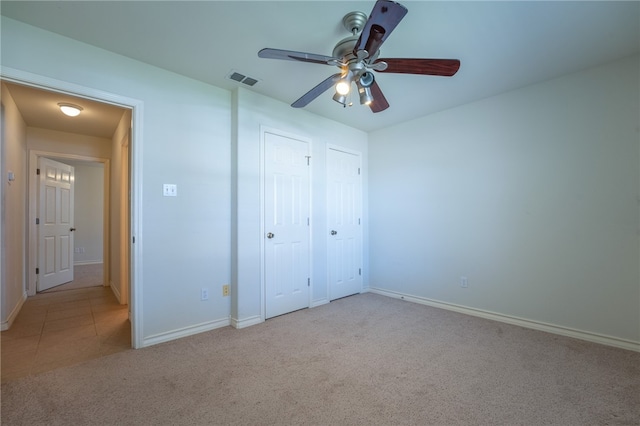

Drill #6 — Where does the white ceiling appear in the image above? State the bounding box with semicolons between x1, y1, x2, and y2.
2;1;639;134
3;82;127;139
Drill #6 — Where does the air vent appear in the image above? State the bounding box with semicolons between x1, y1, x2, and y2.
226;70;260;87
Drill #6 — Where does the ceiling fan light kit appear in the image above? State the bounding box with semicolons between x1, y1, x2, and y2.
258;0;461;113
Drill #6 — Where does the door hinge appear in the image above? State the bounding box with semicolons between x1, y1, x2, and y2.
36;218;40;225
358;218;361;225
132;236;135;244
307;278;310;287
359;268;362;276
305;156;311;166
36;168;40;175
358;167;360;175
307;218;310;226
36;268;39;275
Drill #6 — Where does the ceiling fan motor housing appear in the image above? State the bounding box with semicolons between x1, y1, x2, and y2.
332;35;359;61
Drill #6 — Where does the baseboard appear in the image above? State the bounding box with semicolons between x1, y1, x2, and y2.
231;315;263;329
369;287;640;353
74;261;103;266
110;280;122;303
0;291;27;331
311;298;329;308
142;317;231;347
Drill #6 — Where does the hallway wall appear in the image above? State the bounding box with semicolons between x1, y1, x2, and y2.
0;83;27;330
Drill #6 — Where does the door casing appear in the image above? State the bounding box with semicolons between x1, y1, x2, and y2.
1;66;144;349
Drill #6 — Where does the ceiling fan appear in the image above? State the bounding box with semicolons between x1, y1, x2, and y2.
258;0;460;113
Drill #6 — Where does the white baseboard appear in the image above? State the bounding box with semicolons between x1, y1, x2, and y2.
369;287;640;353
231;315;263;329
74;261;103;266
1;291;27;331
110;280;123;304
142;317;230;347
311;298;329;308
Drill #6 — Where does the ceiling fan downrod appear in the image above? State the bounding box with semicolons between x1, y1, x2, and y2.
342;11;368;35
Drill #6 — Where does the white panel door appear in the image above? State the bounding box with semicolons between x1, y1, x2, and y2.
38;157;75;291
264;132;310;319
327;147;362;300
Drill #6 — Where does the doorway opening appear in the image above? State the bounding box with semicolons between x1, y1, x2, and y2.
32;154;109;294
0;70;142;349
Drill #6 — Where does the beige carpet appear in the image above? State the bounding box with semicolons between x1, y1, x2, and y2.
40;263;103;293
1;293;638;425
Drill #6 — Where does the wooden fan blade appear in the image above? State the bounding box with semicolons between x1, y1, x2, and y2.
292;73;343;108
355;0;408;59
369;79;389;113
258;48;338;65
374;58;461;76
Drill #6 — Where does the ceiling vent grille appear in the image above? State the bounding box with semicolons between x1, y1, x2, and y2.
226;70;260;87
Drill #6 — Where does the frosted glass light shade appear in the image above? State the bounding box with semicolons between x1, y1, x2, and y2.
58;103;83;117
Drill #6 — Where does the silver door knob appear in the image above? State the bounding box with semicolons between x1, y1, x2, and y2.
266;232;275;239
330;230;337;235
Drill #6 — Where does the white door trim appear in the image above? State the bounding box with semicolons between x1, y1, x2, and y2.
0;66;144;349
259;125;313;321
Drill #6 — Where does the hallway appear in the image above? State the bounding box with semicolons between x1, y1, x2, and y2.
1;285;130;383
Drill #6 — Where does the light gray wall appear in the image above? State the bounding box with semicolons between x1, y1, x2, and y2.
27;127;112;159
110;110;131;304
2;15;637;348
2;16;232;344
369;55;640;345
0;83;27;329
66;161;104;265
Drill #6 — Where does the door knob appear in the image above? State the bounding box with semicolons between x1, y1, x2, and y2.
330;230;337;235
70;228;76;232
266;232;275;239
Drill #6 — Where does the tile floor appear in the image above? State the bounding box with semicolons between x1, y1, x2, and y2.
1;286;131;383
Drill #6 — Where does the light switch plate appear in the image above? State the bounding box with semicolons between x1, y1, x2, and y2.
163;184;177;197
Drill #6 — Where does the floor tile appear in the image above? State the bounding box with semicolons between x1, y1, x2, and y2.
1;334;40;355
93;309;128;324
39;324;98;348
1;272;130;382
42;313;95;333
47;299;92;313
1;322;44;340
32;337;102;375
45;305;93;321
12;309;47;325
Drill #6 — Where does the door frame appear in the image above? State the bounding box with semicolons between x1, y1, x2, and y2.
0;66;144;349
259;125;313;321
30;152;109;294
326;144;364;301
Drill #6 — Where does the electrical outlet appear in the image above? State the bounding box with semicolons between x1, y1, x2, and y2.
460;277;468;288
201;288;209;301
222;285;230;297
